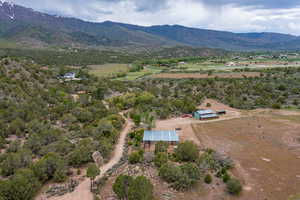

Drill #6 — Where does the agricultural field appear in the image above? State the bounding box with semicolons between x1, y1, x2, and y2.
88;64;131;78
111;58;300;80
169;60;300;72
151;72;261;79
115;65;165;80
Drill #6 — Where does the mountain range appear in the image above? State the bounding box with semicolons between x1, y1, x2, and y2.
1;1;300;51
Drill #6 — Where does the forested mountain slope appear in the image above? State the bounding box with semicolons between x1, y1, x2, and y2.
1;2;300;50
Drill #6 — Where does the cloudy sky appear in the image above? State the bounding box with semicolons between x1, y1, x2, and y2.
9;0;300;35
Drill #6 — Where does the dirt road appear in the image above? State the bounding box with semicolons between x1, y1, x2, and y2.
38;118;133;200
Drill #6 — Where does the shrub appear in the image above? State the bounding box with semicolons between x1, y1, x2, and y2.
128;129;144;147
222;172;231;183
129;151;143;164
159;163;182;183
175;141;199;162
171;173;192;191
226;178;242;195
154;152;168;167
204;174;212;184
180;163;201;182
272;103;281;109
159;162;201;191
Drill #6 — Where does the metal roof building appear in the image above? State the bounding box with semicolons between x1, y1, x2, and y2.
194;109;219;120
195;109;215;115
143;130;179;142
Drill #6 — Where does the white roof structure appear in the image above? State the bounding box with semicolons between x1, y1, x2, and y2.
143;130;179;142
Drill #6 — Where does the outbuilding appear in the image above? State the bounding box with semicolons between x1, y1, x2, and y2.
63;72;76;79
143;130;179;148
194;109;219;120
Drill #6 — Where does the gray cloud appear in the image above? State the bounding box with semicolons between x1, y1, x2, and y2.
200;0;300;9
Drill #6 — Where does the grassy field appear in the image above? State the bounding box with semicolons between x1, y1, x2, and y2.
151;72;261;79
88;64;131;78
115;66;164;80
0;39;18;48
171;61;300;72
88;59;300;80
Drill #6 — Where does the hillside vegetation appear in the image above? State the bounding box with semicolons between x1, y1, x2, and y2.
0;58;127;199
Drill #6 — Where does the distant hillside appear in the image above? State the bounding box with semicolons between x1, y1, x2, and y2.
1;1;300;51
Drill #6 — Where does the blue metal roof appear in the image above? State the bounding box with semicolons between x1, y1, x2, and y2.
64;72;76;77
143;130;179;142
196;109;215;115
199;113;218;118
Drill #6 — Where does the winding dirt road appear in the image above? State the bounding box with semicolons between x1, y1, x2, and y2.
39;117;133;200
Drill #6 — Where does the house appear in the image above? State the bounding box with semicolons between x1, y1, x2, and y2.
193;109;219;120
63;72;76;79
226;62;236;67
143;130;179;148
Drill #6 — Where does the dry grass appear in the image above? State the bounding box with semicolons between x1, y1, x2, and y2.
193;111;300;200
88;64;131;77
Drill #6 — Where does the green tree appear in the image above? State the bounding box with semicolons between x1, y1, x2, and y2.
87;163;100;190
0;169;41;200
1;150;32;176
32;152;67;183
175;141;199;162
132;114;141;126
128;176;153;200
113;175;134;200
204;174;212;184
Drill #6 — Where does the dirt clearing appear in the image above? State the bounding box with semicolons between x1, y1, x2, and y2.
193;112;300;200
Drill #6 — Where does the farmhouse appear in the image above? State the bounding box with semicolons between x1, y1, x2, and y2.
143;130;179;148
193;109;219;120
226;62;236;66
63;72;76;79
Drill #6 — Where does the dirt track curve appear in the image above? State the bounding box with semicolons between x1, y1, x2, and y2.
38;117;133;200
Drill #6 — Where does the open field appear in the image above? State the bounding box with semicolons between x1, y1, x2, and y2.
153;100;300;200
192;111;300;200
88;64;131;77
116;66;164;80
151;72;261;79
171;61;300;71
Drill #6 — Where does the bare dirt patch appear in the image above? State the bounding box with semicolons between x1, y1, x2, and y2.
193;113;300;200
152;72;261;79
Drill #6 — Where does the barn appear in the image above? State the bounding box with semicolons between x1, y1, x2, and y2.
143;130;179;148
193;109;219;120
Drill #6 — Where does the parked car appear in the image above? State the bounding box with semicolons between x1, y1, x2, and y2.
181;114;192;118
